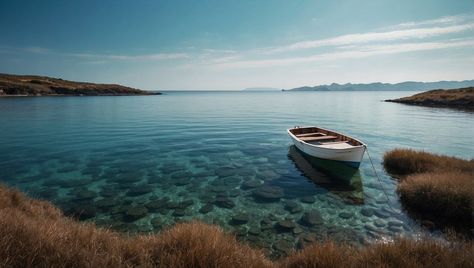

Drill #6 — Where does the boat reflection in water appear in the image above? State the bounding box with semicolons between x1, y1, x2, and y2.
288;145;364;204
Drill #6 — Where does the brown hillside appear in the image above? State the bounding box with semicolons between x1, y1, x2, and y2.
386;87;474;111
0;73;159;96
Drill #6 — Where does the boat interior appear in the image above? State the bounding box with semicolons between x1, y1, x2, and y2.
289;127;363;146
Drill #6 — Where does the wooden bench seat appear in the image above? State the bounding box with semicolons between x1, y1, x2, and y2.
295;132;326;138
299;135;338;142
319;140;349;145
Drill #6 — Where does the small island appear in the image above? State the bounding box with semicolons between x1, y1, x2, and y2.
386;87;474;111
0;73;160;96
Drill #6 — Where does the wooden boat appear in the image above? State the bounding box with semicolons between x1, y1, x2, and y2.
287;126;366;168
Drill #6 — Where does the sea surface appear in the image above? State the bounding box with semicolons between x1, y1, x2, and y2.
1;91;473;257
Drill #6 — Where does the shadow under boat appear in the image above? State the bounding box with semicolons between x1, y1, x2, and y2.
287;145;364;204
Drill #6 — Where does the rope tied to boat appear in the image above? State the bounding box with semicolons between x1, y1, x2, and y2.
365;146;395;210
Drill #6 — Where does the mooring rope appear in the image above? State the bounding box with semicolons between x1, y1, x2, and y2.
365;146;394;210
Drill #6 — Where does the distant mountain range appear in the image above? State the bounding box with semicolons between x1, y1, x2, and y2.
287;80;474;91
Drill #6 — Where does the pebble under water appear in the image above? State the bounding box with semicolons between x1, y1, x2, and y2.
1;91;473;258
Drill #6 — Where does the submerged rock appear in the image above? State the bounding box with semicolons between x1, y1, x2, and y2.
360;207;375;217
150;217;162;229
374;219;386;227
172;209;186;217
166;201;179;209
388;225;403;233
125;205;148;221
127;184;153;196
95;198;119;209
388;220;403;227
248;226;261;236
300;196;316;204
145;199;168;211
374;209;391;219
301;210;323;226
284;200;303;214
178;200;194;208
199;204;214;214
293;227;303;235
260;218;273;230
339;212;354;219
214;197;235;209
231;212;250;225
273;239;294;255
253;185;284;201
75;189;97;200
241;180;262;189
276;220;296;231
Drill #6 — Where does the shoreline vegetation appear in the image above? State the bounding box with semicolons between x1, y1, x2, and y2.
0;184;473;267
385;87;474;111
0;73;160;96
383;149;474;234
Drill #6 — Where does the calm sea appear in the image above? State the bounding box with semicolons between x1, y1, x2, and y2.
0;91;472;257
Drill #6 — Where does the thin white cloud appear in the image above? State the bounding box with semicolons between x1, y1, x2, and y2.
265;23;474;54
388;14;472;30
18;47;188;62
214;39;474;69
24;46;51;54
71;52;188;61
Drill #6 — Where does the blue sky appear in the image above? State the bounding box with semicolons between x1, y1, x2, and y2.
1;0;473;90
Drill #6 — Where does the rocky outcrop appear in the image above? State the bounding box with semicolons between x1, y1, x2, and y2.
0;73;160;96
385;87;474;111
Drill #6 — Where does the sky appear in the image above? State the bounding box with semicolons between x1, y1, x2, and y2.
0;0;473;90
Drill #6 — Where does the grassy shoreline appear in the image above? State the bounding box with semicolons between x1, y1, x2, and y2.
383;149;474;234
1;184;473;267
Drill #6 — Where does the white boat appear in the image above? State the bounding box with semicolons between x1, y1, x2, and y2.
287;126;366;168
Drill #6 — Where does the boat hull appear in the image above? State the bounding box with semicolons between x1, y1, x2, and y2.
288;130;366;168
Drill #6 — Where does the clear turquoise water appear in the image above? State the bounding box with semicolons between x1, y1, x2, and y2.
0;91;473;257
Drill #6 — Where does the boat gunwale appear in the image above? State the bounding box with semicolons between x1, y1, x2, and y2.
287;126;366;151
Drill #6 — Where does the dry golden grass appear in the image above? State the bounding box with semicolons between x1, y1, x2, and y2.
383;148;474;231
1;184;473;268
0;185;271;268
383;148;474;176
398;172;473;221
280;238;474;268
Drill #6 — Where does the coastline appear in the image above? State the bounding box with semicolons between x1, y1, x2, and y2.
0;73;161;96
385;87;474;111
0;93;161;97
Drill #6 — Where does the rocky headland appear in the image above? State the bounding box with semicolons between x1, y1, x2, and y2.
385;87;474;111
0;73;160;96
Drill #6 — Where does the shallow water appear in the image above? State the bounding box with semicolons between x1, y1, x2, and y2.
1;91;473;257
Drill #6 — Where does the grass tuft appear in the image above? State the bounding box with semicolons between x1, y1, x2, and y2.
383;149;473;176
280;238;474;268
398;172;473;223
383;149;474;231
